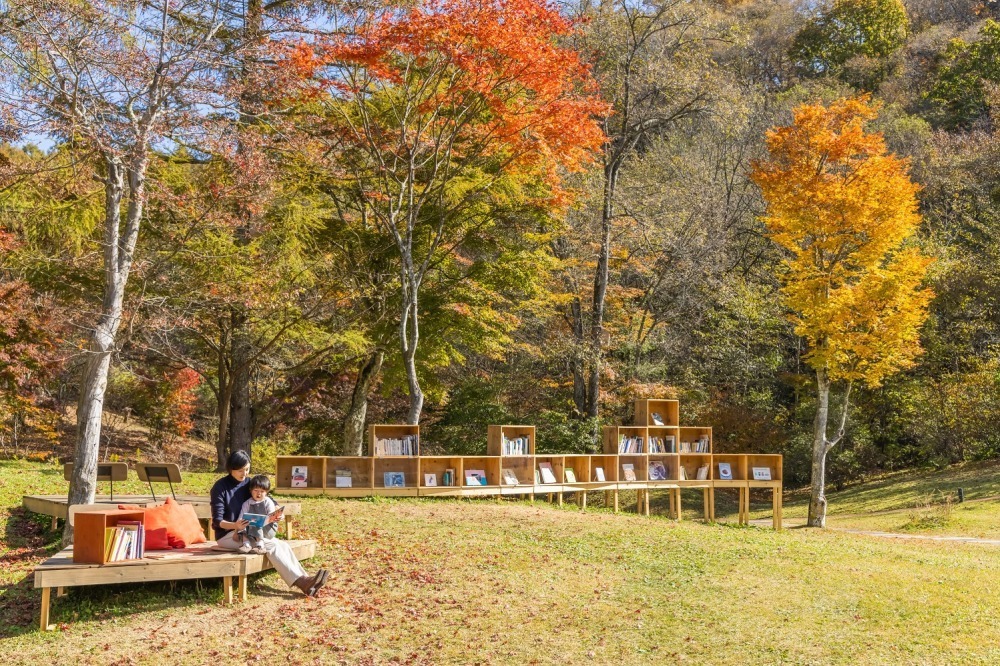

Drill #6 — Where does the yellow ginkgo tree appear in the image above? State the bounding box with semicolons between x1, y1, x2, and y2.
752;96;934;527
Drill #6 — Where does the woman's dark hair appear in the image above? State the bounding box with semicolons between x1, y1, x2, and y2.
226;450;251;471
248;474;271;492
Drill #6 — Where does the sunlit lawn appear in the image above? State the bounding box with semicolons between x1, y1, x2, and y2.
3;459;1000;664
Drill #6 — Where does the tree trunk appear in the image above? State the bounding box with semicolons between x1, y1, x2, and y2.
229;309;253;454
569;298;587;416
807;369;831;527
65;158;142;545
342;350;384;455
586;163;618;419
215;338;232;471
399;258;423;424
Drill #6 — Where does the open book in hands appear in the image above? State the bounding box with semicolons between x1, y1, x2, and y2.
242;506;284;529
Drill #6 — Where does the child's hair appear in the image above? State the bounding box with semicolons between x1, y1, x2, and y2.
248;474;271;492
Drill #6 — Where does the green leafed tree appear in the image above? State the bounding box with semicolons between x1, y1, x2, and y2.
790;0;910;89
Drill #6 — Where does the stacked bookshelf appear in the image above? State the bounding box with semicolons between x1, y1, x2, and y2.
275;407;784;529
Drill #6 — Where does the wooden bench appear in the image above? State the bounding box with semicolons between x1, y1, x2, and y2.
33;539;316;631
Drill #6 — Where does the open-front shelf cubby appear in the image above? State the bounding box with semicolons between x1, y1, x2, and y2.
461;456;500;494
534;455;565;490
712;454;747;487
647;454;679;485
498;456;536;495
487;425;535;457
325;457;373;497
561;455;590;488
602;426;648;454
74;509;147;565
369;424;420;457
418;456;464;496
678;427;712;454
647;426;679;454
276;456;327;494
618;454;647;487
374;457;419;496
584;455;618;487
634;399;680;428
747;454;782;486
678;454;713;485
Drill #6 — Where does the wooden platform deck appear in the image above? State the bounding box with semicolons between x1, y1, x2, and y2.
33;539;317;631
22;494;303;538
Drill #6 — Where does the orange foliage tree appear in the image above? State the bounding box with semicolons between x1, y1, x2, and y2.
752;97;933;527
291;0;607;424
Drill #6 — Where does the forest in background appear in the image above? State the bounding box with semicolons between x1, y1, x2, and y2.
3;0;1000;488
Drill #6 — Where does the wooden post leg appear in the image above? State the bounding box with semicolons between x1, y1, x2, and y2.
223;576;234;604
668;489;675;518
529;492;535;503
203;520;212;541
774;486;783;532
644;490;650;517
677;491;683;521
40;587;52;631
613;489;619;514
739;488;746;525
557;492;563;507
580;492;587;511
57;587;67;598
547;493;552;503
285;518;294;539
51;516;58;531
636;490;642;514
238;575;247;602
604;490;610;508
772;489;779;530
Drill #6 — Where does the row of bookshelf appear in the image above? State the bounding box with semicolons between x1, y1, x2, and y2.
277;453;782;493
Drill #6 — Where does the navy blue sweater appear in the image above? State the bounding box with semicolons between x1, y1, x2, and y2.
210;474;251;540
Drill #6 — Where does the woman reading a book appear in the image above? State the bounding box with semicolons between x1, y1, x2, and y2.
210;451;329;596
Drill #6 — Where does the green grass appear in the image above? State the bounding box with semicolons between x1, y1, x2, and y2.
771;459;1000;538
5;459;1000;664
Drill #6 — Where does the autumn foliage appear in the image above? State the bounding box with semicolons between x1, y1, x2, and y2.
298;0;607;188
752;96;933;388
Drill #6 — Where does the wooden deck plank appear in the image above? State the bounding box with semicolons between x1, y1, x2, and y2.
34;540;316;588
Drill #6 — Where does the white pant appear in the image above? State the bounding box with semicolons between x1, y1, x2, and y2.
215;532;307;587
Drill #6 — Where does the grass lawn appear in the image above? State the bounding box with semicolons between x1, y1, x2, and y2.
4;459;1000;665
772;459;1000;538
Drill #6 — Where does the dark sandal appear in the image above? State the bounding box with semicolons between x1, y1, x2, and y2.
307;569;329;597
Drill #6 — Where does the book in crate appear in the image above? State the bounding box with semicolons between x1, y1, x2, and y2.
501;435;531;456
679;436;710;453
374;435;418;456
618;435;644;453
649;436;675;454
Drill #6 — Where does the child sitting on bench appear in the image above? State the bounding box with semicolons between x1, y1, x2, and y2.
236;474;279;554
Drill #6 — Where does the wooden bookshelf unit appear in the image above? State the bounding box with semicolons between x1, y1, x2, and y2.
73;509;146;565
273;401;783;529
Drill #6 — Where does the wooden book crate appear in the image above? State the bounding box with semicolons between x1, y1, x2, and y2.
73;509;146;565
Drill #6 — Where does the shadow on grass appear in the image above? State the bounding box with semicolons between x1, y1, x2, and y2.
0;505;63;637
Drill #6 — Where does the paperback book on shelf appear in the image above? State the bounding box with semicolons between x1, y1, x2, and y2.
501;468;520;486
679;466;688;480
291;465;308;488
465;469;488;486
538;462;558;484
594;467;606;482
752;467;772;481
648;461;668;481
717;462;733;480
564;468;577;483
696;464;709;481
651;412;665;426
375;434;419;456
424;473;438;487
384;471;405;487
618;434;645;454
501;435;531;456
335;468;352;488
621;463;637;482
